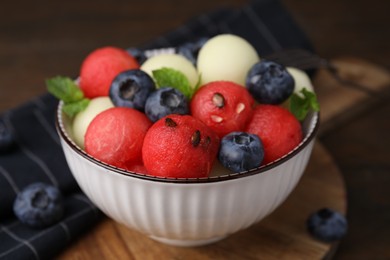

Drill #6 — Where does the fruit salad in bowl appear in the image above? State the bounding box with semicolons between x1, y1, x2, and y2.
53;34;319;246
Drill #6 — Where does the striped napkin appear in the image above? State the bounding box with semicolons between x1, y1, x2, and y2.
0;0;312;259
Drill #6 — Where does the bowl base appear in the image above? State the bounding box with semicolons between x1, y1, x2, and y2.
149;235;227;247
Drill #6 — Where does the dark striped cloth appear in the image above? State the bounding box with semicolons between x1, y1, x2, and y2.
0;95;103;260
0;0;312;259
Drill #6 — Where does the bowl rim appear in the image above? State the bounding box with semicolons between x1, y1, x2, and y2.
55;101;320;184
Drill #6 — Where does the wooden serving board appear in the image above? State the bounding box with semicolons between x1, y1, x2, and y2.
58;58;389;259
314;57;390;135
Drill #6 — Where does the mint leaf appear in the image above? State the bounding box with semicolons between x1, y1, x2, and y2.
152;68;193;99
46;76;84;103
289;88;320;121
46;76;90;117
62;99;90;117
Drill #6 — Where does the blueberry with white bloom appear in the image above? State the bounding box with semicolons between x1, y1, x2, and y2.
126;47;147;65
145;87;189;122
109;69;156;111
246;60;294;104
307;208;348;242
218;132;264;172
13;183;64;228
176;37;209;65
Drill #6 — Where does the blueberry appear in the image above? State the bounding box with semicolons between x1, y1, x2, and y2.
0;119;15;153
218;132;264;172
13;182;64;229
109;69;156;111
145;87;189;122
246;60;294;104
176;37;209;65
306;208;348;242
126;47;147;65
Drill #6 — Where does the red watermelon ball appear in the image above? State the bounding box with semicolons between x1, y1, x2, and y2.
190;81;254;139
245;104;302;165
80;46;139;98
85;107;152;169
124;163;149;175
142;115;220;178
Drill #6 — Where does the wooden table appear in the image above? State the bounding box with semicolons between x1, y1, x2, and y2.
1;0;390;258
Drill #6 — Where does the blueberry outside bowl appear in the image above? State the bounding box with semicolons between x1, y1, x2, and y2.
55;98;319;247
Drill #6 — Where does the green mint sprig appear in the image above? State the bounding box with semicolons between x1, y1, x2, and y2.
289;88;320;121
152;67;195;99
46;76;90;117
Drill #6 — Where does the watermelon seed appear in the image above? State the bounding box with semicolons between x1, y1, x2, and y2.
212;93;225;108
236;103;245;114
165;117;177;127
211;115;223;123
191;130;201;147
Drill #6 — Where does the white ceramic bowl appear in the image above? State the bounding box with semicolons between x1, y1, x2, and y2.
56;102;319;247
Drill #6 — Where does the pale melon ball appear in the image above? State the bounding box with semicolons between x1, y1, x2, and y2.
197;34;260;86
140;53;199;88
72;97;114;149
287;67;314;96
